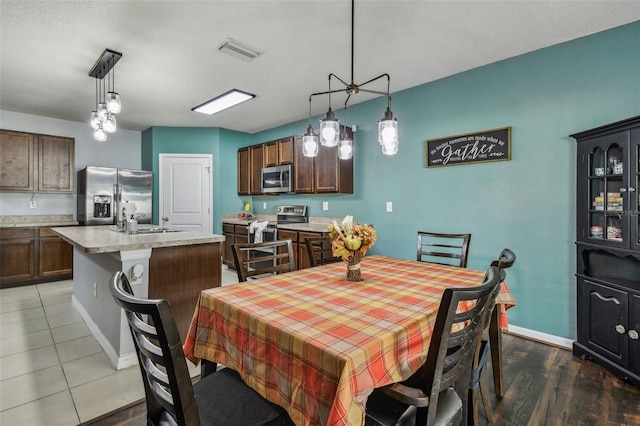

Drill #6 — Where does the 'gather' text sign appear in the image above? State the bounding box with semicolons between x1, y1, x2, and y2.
426;127;511;168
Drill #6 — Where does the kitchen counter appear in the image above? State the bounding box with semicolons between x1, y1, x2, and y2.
0;214;77;228
54;225;224;370
221;214;334;233
53;225;224;254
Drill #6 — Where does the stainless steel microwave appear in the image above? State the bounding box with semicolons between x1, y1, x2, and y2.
261;164;294;193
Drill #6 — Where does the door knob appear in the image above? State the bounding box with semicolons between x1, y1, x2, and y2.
615;324;626;334
629;330;639;340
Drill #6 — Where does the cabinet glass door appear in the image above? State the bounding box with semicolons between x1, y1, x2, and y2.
586;140;628;247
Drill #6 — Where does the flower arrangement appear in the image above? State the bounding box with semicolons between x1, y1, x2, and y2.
328;215;377;281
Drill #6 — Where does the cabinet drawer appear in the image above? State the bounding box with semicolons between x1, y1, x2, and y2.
235;225;248;236
223;223;234;233
0;228;36;239
278;229;298;242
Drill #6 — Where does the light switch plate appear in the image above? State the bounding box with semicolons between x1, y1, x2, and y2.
263;202;267;209
30;200;37;208
322;201;329;211
386;201;393;212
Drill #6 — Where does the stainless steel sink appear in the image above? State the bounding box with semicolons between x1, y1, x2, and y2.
134;227;183;234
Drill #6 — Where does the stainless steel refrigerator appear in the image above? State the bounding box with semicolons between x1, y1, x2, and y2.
77;166;153;225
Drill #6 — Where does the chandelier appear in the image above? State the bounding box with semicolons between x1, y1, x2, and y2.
303;0;399;160
88;49;123;142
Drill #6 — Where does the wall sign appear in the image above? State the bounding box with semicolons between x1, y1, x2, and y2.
425;126;511;167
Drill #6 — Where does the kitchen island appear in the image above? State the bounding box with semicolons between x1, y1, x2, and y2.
52;225;225;369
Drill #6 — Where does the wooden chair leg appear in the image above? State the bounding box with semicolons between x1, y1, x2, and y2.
479;372;494;423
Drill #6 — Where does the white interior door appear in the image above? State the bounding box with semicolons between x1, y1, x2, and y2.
159;154;212;233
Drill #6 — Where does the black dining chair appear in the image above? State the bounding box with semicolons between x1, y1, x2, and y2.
468;248;517;425
305;236;342;267
417;231;472;268
109;271;294;426
365;265;501;426
232;239;296;282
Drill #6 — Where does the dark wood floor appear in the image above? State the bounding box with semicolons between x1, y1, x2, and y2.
84;333;640;426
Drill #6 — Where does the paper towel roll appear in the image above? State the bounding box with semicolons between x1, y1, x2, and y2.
120;202;136;219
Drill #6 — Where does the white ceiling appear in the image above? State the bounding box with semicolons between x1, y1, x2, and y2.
1;1;639;134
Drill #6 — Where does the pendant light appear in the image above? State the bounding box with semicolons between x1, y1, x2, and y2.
302;96;319;157
338;108;353;160
106;67;121;113
88;49;123;141
305;0;398;158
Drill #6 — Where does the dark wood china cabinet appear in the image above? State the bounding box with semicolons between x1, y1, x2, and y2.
571;116;640;387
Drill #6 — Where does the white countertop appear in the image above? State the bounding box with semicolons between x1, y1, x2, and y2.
52;225;225;254
0;214;77;228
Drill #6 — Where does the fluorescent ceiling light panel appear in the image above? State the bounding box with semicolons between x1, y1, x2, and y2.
192;89;255;115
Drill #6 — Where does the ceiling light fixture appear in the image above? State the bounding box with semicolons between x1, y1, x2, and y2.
218;38;263;62
304;0;398;158
88;49;122;142
192;89;255;115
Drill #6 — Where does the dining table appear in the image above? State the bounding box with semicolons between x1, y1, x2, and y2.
183;255;516;426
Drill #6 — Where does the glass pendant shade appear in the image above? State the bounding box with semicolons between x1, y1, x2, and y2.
378;108;398;146
319;109;339;147
381;140;398;156
103;114;117;133
97;102;109;121
302;125;319;157
94;125;107;142
338;134;353;160
106;92;121;114
90;111;100;130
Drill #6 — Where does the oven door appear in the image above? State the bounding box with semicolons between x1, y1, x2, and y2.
247;227;278;272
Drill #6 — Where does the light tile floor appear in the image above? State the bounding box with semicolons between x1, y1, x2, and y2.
0;266;239;425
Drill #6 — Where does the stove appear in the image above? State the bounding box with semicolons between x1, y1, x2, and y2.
275;205;308;225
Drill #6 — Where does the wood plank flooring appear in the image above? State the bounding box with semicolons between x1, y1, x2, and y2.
83;333;640;426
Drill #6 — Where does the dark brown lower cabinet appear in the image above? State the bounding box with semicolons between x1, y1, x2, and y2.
277;229;329;270
0;226;73;288
148;242;222;341
222;223;248;269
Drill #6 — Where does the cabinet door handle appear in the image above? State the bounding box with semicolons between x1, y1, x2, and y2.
619;188;627;193
615;324;626;334
629;330;639;340
628;187;636;193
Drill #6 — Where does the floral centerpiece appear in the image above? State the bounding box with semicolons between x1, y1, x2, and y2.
328;215;377;282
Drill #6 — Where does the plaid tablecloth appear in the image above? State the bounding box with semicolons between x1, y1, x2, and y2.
183;255;515;426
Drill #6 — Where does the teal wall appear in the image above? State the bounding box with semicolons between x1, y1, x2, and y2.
143;22;640;340
141;126;251;232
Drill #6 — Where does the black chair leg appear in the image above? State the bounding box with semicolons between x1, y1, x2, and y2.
201;359;218;378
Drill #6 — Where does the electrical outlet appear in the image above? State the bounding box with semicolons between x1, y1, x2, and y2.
386;201;393;212
322;201;329;211
30;200;37;208
93;282;97;297
263;202;267;209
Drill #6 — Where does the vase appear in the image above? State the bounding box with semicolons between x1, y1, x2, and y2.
346;250;363;282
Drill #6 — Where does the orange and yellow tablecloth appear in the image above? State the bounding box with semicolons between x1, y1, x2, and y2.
184;255;515;426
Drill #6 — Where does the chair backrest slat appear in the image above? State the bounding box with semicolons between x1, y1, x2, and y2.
417;231;472;268
305;236;342;267
232;239;296;282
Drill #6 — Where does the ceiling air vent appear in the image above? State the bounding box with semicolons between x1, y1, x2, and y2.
218;38;263;62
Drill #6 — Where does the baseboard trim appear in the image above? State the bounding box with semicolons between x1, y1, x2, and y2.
507;324;574;349
71;295;138;370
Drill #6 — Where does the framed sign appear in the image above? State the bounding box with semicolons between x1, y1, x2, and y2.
426;126;511;168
